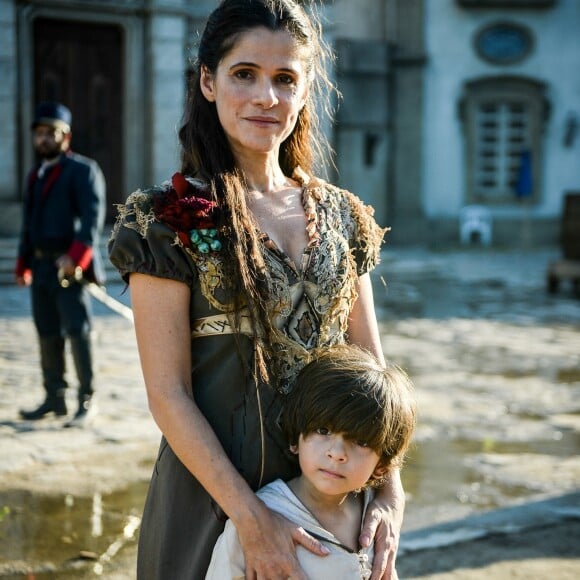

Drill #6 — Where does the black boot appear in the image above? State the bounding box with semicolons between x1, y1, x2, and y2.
20;394;67;420
20;336;68;420
65;334;96;428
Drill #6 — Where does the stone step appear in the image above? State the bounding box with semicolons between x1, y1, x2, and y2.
0;237;18;285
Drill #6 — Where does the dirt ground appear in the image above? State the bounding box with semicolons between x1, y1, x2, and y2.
0;246;579;578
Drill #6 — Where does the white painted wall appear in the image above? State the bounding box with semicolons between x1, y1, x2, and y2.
424;0;580;219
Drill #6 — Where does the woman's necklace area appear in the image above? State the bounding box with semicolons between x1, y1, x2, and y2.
246;181;303;220
245;180;312;269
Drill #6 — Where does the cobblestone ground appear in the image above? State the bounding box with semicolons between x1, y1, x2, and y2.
374;248;580;531
376;248;580;579
0;247;579;578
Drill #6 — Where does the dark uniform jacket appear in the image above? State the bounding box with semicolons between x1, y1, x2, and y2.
16;151;106;284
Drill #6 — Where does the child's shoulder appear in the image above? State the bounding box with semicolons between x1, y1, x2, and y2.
256;479;293;503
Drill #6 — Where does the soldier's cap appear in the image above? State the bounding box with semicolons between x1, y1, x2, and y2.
31;102;72;133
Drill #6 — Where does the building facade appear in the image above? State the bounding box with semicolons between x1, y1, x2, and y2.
422;0;580;246
1;0;578;246
0;0;211;229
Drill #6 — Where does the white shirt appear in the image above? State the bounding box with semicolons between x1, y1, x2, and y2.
205;479;374;580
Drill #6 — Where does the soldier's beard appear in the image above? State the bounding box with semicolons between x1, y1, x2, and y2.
35;142;64;160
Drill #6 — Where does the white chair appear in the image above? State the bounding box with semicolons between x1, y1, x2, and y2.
459;205;492;246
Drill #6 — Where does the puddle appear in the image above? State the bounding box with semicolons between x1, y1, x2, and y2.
557;367;580;383
2;429;578;577
0;483;148;578
401;429;580;532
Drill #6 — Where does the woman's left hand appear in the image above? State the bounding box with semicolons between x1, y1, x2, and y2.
358;469;405;580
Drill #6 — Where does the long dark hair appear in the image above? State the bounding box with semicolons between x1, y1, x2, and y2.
179;0;336;382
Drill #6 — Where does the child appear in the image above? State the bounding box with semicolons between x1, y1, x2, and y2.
205;344;417;579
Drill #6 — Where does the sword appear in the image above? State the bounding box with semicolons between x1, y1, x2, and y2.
58;267;134;323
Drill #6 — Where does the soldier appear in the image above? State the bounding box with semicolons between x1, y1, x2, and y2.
15;101;106;427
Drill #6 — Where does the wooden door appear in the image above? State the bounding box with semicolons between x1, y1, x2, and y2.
34;18;124;222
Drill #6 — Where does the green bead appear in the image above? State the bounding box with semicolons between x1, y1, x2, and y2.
200;228;209;235
190;230;201;243
197;242;210;253
210;239;222;251
208;229;218;238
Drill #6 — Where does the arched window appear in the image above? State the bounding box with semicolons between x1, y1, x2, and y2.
460;76;549;204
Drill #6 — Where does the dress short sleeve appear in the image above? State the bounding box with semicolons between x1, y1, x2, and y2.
343;189;388;276
108;189;196;286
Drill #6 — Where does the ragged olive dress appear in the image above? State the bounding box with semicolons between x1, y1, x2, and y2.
108;170;386;580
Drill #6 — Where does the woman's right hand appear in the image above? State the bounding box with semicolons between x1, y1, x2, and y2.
235;501;329;580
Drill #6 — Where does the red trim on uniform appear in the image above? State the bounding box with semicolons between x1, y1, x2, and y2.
26;161;64;199
67;240;93;271
42;164;63;198
15;257;31;278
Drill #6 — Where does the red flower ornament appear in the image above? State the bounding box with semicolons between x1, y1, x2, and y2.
153;173;221;252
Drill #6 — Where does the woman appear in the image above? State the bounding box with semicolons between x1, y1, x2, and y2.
108;1;405;578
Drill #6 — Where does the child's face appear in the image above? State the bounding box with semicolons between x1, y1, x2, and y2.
293;428;382;496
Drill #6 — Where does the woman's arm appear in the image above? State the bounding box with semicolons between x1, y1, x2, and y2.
130;273;324;579
348;273;405;580
347;272;385;364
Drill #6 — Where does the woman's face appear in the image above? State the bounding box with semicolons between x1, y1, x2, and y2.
200;27;309;162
